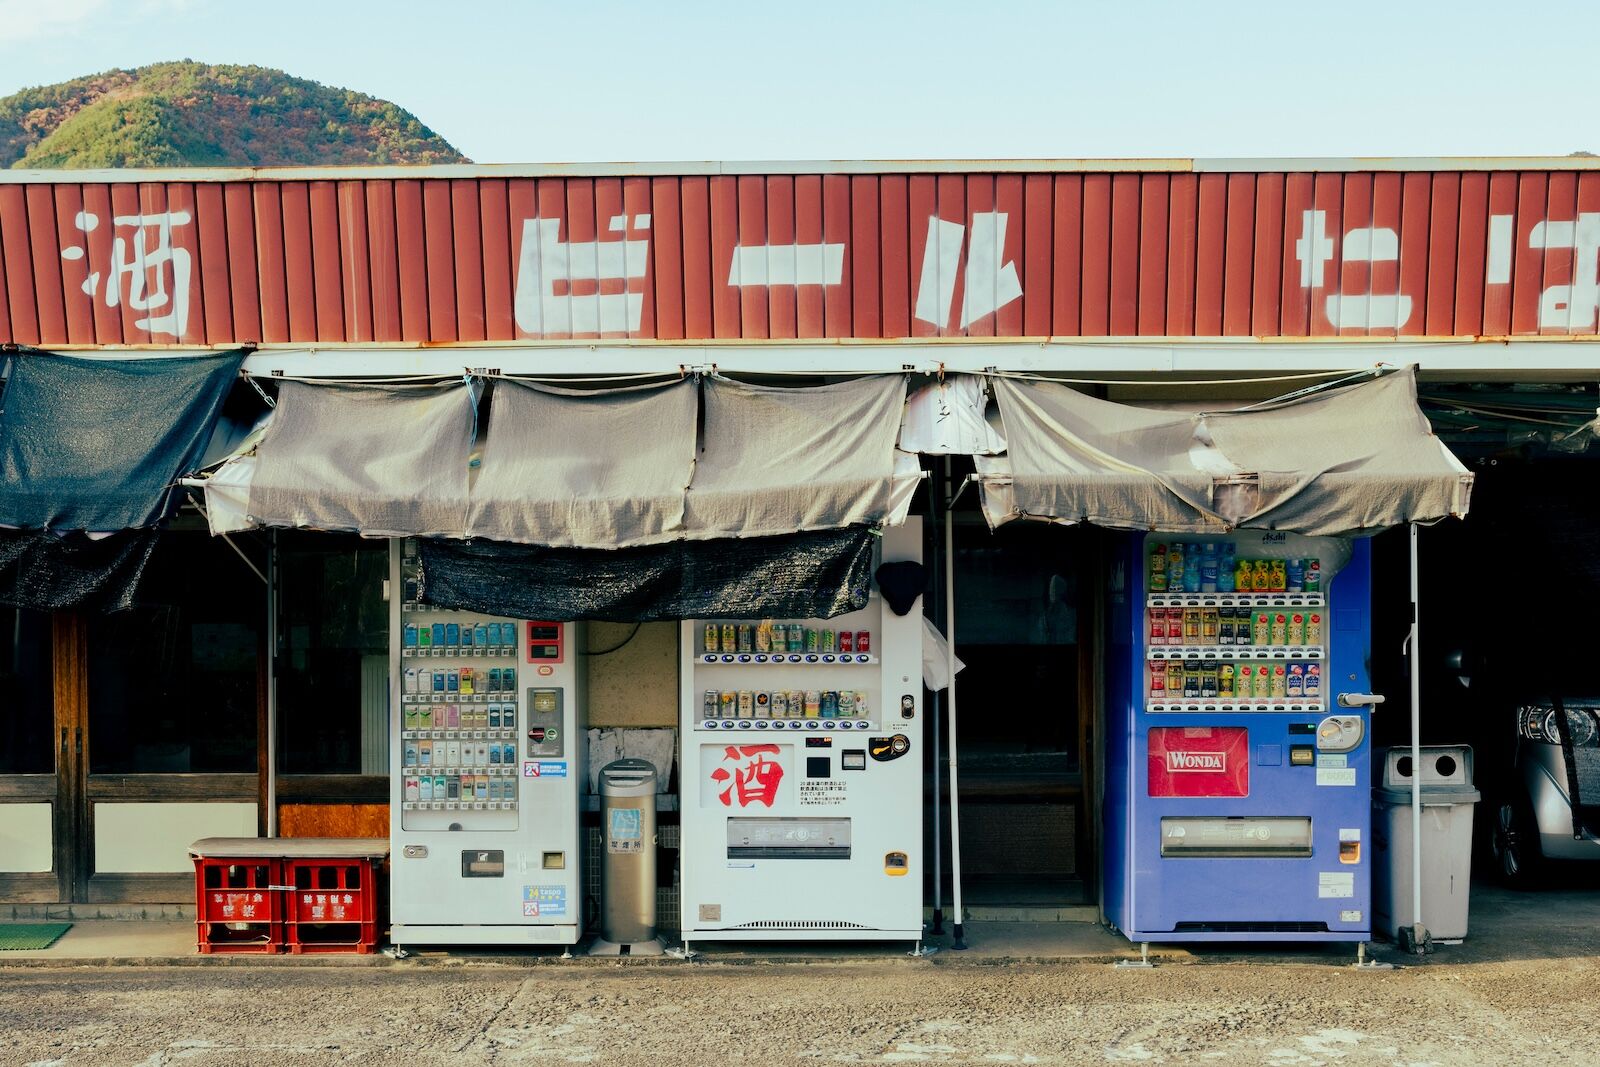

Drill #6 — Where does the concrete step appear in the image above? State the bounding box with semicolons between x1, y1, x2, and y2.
929;905;1100;924
4;903;195;922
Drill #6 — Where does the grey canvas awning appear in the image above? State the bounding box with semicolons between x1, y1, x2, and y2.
205;372;916;547
244;381;476;539
976;366;1474;535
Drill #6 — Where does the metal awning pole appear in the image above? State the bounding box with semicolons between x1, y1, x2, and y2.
929;473;945;936
943;457;967;950
1408;522;1425;948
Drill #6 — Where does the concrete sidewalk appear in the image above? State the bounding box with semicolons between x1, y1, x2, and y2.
2;884;1594;968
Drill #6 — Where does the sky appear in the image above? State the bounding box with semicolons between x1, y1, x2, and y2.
0;0;1592;164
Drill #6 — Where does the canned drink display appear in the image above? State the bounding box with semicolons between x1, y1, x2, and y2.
804;690;822;717
1200;607;1219;645
788;624;805;652
704;690;719;718
856;631;870;654
1149;543;1168;591
1232;608;1251;645
737;625;754;653
1217;608;1234;646
1166;661;1184;695
720;691;737;717
821;629;837;653
1182;607;1202;645
840;631;855;653
839;690;857;717
1182;664;1202;698
1269;559;1287;592
771;691;790;717
821;690;839;717
1219;663;1236;697
1305;612;1324;645
1251;560;1272;592
1200;664;1219;698
754;691;771;718
1252;612;1271;644
1254;664;1273;699
755;622;772;653
1289;613;1306;645
1304;559;1322;592
789;691;807;717
1166;608;1183;643
805;628;820;653
855;691;870;716
737;691;754;718
703;625;719;653
1270;664;1288;698
1287;663;1305;697
1149;609;1166;645
1306;663;1322;698
1149;663;1166;698
718;623;734;653
1270;613;1288;645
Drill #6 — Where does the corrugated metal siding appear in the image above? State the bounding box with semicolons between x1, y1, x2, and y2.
4;170;1600;345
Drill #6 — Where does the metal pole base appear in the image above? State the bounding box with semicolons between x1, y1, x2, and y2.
1114;942;1155;969
931;907;945;935
1352;941;1396;970
908;941;940;958
664;943;697;960
1398;924;1433;956
950;922;967;951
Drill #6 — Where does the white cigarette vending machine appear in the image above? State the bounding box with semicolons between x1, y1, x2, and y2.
389;539;584;947
679;520;924;948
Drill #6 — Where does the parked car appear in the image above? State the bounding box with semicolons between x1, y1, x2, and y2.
1487;700;1600;885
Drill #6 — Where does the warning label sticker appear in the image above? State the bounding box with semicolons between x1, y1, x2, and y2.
1318;872;1355;899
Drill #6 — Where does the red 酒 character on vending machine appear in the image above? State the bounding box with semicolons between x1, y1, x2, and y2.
711;744;785;808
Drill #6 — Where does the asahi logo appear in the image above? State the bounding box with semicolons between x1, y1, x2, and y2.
1167;750;1226;772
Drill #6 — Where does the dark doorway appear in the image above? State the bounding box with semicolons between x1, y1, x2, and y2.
949;519;1095;906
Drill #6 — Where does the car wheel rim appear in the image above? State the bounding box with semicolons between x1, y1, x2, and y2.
1494;802;1520;877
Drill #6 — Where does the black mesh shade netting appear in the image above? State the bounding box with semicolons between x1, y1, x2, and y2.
0;527;161;612
418;527;877;622
0;349;246;530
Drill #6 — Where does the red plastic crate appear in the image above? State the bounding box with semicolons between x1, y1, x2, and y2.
193;857;283;954
283;857;380;954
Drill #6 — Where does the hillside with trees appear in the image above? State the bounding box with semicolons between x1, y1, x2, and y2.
0;61;467;168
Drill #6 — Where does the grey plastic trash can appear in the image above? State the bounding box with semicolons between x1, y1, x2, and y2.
597;758;658;948
1373;745;1480;943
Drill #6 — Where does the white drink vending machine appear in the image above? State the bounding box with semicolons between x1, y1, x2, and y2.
678;520;924;949
389;539;584;947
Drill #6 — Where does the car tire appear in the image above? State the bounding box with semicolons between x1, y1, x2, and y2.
1490;792;1545;888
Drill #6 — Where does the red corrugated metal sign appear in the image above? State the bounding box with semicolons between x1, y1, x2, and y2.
3;168;1600;346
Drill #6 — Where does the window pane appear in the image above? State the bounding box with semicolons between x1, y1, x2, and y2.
88;534;263;774
0;607;53;774
276;534;389;774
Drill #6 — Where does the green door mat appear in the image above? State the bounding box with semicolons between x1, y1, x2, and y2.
0;923;72;950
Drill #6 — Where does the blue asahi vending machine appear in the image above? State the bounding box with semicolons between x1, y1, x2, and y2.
1104;532;1380;946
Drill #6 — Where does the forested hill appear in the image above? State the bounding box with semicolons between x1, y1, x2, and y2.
0;61;467;169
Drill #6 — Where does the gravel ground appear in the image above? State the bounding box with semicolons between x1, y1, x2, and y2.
2;953;1595;1067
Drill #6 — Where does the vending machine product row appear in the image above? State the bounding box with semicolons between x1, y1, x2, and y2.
1104;532;1378;945
388;539;585;947
678;520;925;947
